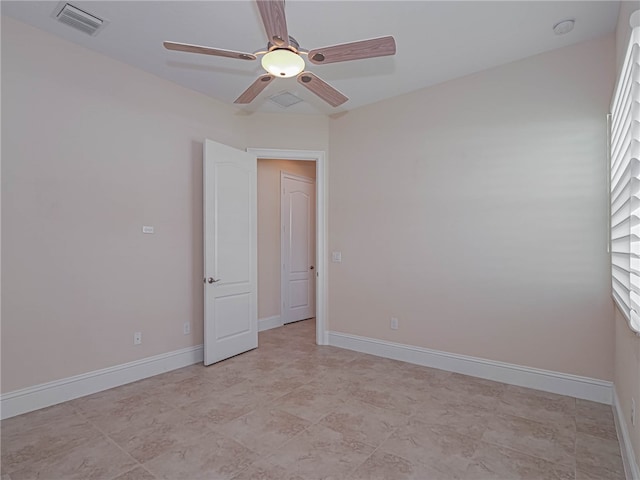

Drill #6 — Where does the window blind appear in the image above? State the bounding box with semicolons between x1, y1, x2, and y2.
610;26;640;333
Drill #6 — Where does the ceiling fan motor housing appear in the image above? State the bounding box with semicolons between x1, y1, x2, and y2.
268;36;300;52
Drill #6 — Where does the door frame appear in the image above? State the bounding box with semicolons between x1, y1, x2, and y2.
247;148;328;345
280;171;316;325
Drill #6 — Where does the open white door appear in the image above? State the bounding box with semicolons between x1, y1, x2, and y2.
203;140;257;365
281;173;316;324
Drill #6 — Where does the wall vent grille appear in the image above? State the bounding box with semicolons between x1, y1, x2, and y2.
55;3;104;36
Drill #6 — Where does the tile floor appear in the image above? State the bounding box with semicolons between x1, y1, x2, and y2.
1;319;626;480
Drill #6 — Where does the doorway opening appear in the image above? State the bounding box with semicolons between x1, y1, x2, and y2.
248;148;327;346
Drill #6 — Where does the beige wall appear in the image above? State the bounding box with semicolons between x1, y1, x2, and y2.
614;3;640;466
257;159;316;319
246;114;328;152
0;17;328;393
328;35;615;380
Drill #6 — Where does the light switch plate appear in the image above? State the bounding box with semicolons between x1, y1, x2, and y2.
332;251;342;263
142;226;154;234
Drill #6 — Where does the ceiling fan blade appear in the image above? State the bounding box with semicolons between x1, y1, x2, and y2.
164;41;256;61
297;72;348;107
307;36;396;65
256;0;289;48
234;74;275;104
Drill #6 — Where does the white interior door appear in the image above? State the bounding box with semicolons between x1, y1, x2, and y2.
203;140;257;365
281;173;316;324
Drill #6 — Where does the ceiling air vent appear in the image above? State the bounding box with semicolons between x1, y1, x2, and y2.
269;92;304;108
55;3;105;36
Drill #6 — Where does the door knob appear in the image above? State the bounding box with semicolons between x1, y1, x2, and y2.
207;277;220;284
310;266;315;270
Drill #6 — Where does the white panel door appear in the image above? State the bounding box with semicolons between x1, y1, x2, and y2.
281;173;315;324
203;139;257;365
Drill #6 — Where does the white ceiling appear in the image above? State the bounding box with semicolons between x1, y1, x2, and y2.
1;1;620;116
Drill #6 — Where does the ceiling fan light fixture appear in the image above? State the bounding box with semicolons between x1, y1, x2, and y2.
261;49;305;78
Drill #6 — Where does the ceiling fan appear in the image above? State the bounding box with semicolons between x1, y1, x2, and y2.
163;0;396;107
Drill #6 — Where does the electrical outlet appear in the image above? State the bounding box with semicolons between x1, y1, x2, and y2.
134;332;142;345
183;322;191;335
632;397;636;426
390;317;399;330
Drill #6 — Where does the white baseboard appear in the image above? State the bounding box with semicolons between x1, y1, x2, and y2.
259;315;282;332
328;331;613;404
1;345;204;420
614;388;640;480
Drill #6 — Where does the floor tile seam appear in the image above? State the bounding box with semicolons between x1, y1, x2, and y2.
490;411;579;437
575;410;617;423
155;396;182;412
575;462;626;478
201;402;260;427
172;376;251;396
250;389;295;418
404;413;491;440
225;458;258;480
346;395;414;417
372;437;479;476
575;430;626;466
17;417;145;480
578;408;616;422
71;394;169;418
213;404;312;436
575;425;620;443
574;466;626;480
338;394;414;420
499;393;578;418
489;410;578;434
107;410;221;448
576;429;626;446
496;397;579;416
0;410;92;444
255;387;304;408
484;437;580;468
79;403;182;436
340;433;390;479
575;417;618;432
149;394;202;411
135;428;221;474
89;415;147;474
310;405;402;450
60;408;120;442
158;388;252;409
208;401;288;432
231;412;321;469
252;412;335;468
106;464;156;480
1;435;74;477
463;445;577;479
213;422;305;464
479;436;577;471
